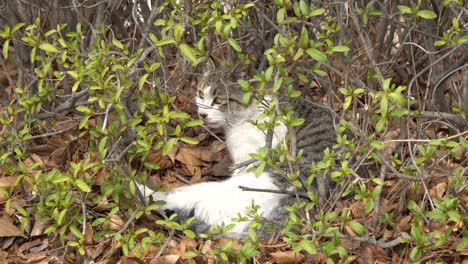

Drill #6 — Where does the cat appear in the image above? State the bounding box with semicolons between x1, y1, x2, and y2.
136;58;337;240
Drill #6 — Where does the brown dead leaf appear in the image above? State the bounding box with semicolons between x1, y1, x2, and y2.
84;222;93;245
145;151;174;170
150;255;180;264
31;216;51;236
383;129;400;154
30;153;46;168
0;176;16;188
109;214;124;231
179;236;197;252
270;251;305;264
18;239;42;253
397;215;412;232
430;182;447;200
0;216;24;237
176;147;204;167
24;252;48;263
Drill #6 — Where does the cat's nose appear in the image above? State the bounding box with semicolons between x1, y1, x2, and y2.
199;113;208;119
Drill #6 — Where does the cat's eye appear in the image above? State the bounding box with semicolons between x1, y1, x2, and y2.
213;97;226;105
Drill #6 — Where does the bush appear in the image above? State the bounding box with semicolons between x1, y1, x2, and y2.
0;0;466;262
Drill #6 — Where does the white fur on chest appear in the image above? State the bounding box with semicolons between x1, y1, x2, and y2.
226;122;288;164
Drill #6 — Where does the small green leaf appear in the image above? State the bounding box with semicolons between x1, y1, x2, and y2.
76;105;92;115
112;38;124;50
299;27;309;48
162;138;178;156
75;179;91;192
183;229;195;238
300;239;317;254
370;139;385;150
397;5;412;14
242;91;252;105
228;38;242;52
39;43;58;53
299;0;309;16
306;48;328;62
179;43;198;64
2;39;9;59
184;251;198;258
237;79;250;90
331;45;350;53
255;162;266;177
185;120;204;127
69;225;84;239
454;35;468;45
180;137;199;145
310;8;326;16
138;73;148;89
417;10;437;19
348;220;366;236
277;8;285;24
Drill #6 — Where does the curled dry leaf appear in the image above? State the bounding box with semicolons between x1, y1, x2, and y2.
430;182;447;200
108;214;125;231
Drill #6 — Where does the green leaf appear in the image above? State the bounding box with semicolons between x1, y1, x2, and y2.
162;138;178;156
154;39;176;47
39;43;58;53
348;220;366;236
183;229;195;238
343;96;352;110
299;0;309;16
375;117;386;133
397;5;412;14
310;8;326;17
228;38;242;52
185;120;204;127
75;179;91;192
180;137;199;145
112;38;124;50
300;239;317;254
306;48;328;62
76;105;92;115
454;35;468;45
242;91;252;105
370;139;385;150
417;10;437;19
179;43;198;64
331;45;350;53
2;39;9;59
277;8;285;24
237;79;250;90
138;73;148;89
184;251;198;258
255;162;266;177
299;27;309;48
69;225;84;239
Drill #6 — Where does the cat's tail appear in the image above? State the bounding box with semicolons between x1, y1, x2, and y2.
133;181;164;206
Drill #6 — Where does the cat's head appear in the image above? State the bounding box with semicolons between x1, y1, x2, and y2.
196;58;257;128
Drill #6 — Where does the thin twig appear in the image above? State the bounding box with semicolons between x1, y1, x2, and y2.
238;185;309;199
375;151;427;181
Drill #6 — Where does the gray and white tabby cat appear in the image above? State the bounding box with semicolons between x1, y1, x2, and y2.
137;58;336;239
